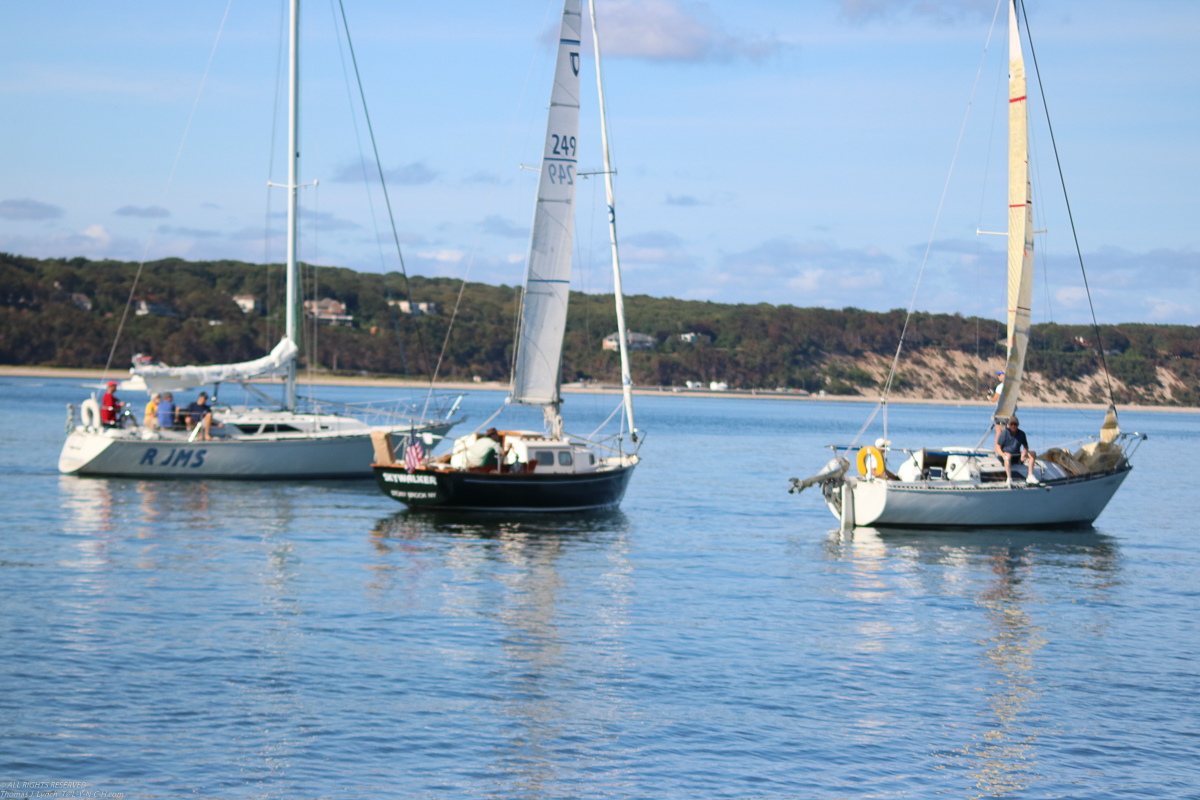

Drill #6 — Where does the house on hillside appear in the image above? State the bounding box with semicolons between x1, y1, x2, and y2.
70;293;92;312
678;332;711;345
233;294;261;314
135;299;176;317
304;298;353;326
388;300;438;316
602;331;655;351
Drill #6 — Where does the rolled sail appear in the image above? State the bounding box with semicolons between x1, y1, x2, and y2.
995;0;1035;422
134;337;298;393
510;0;582;406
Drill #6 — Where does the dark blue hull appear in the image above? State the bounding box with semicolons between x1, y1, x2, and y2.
374;464;636;512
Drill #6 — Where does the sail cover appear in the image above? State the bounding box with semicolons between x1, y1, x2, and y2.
510;0;582;406
995;0;1035;422
134;337;298;393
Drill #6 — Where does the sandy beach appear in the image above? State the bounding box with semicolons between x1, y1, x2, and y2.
4;364;1196;414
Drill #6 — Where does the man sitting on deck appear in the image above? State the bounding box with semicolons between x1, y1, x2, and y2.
995;416;1037;485
100;380;123;427
183;392;217;441
465;428;504;471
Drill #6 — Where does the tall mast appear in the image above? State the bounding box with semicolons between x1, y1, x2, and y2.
284;0;300;410
587;0;636;440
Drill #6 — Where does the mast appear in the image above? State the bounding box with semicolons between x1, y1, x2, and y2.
588;0;636;441
284;0;300;410
509;0;582;438
994;0;1034;422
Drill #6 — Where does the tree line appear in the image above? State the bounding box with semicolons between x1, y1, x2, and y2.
3;252;1198;404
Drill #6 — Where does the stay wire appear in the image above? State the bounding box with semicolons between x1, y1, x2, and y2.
336;0;430;376
103;0;235;381
862;0;1003;446
328;0;407;376
1019;0;1117;409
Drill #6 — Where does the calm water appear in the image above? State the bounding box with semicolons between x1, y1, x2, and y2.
2;377;1198;799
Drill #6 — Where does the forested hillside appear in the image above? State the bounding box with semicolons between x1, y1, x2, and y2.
4;252;1199;405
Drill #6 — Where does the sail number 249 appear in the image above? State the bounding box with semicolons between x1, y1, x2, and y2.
546;134;576;184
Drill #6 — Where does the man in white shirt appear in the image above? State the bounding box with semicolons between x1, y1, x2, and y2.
465;428;504;469
987;371;1005;403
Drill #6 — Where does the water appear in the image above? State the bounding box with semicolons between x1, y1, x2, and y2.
2;377;1198;798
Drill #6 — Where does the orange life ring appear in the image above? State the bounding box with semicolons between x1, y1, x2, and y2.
857;445;885;477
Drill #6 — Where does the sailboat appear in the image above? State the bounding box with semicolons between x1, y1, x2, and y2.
789;0;1145;528
58;0;462;479
372;0;640;512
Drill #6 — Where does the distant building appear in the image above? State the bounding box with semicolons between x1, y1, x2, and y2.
70;293;92;312
602;331;655;351
388;300;438;316
304;298;353;326
678;332;711;345
709;381;729;391
233;294;261;314
135;299;176;317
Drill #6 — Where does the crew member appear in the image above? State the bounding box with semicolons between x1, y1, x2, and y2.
184;392;217;441
100;380;123;427
144;393;161;428
987;371;1005;403
995;415;1037;484
465;428;504;470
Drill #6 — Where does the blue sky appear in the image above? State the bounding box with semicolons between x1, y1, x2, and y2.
1;0;1197;324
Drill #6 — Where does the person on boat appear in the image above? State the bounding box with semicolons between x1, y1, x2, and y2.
183;392;217;440
995;416;1037;484
100;380;123;427
465;428;504;470
143;393;161;429
157;392;178;429
987;371;1005;403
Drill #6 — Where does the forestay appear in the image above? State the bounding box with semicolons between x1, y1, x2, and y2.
510;0;582;406
995;0;1035;422
134;337;298;393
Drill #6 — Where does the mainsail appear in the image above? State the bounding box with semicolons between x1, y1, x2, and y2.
510;0;582;406
134;337;298;393
994;0;1035;422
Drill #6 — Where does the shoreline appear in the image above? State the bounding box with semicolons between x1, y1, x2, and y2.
4;364;1196;414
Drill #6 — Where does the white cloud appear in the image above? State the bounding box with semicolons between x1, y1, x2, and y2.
592;0;782;62
417;249;465;263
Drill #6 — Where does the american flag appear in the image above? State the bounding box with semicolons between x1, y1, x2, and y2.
403;435;425;473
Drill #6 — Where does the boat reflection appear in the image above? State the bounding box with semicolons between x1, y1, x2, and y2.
368;509;635;794
827;525;1120;796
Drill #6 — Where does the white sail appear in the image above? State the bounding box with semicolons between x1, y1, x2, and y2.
134;337;298;393
995;0;1035;422
510;0;582;406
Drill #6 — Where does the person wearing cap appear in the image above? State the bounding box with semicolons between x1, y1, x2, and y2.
100;380;123;427
156;392;178;429
183;392;216;440
995;415;1037;484
987;371;1005;403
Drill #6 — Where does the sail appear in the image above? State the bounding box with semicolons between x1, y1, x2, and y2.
510;0;582;406
134;337;298;393
994;0;1035;422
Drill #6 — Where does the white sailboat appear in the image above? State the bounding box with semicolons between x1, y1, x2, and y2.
58;0;462;479
373;0;640;512
790;0;1145;528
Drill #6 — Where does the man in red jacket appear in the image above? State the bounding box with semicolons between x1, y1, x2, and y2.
100;380;123;427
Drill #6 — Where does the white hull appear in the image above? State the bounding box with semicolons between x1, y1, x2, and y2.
59;422;455;479
830;467;1131;528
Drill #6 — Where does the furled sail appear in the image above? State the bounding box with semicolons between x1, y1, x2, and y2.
510;0;582;406
994;0;1035;422
134;337;298;393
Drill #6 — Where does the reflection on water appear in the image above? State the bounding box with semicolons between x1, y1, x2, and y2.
370;510;634;796
827;526;1121;797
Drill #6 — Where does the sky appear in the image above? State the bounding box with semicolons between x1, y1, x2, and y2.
1;0;1197;325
